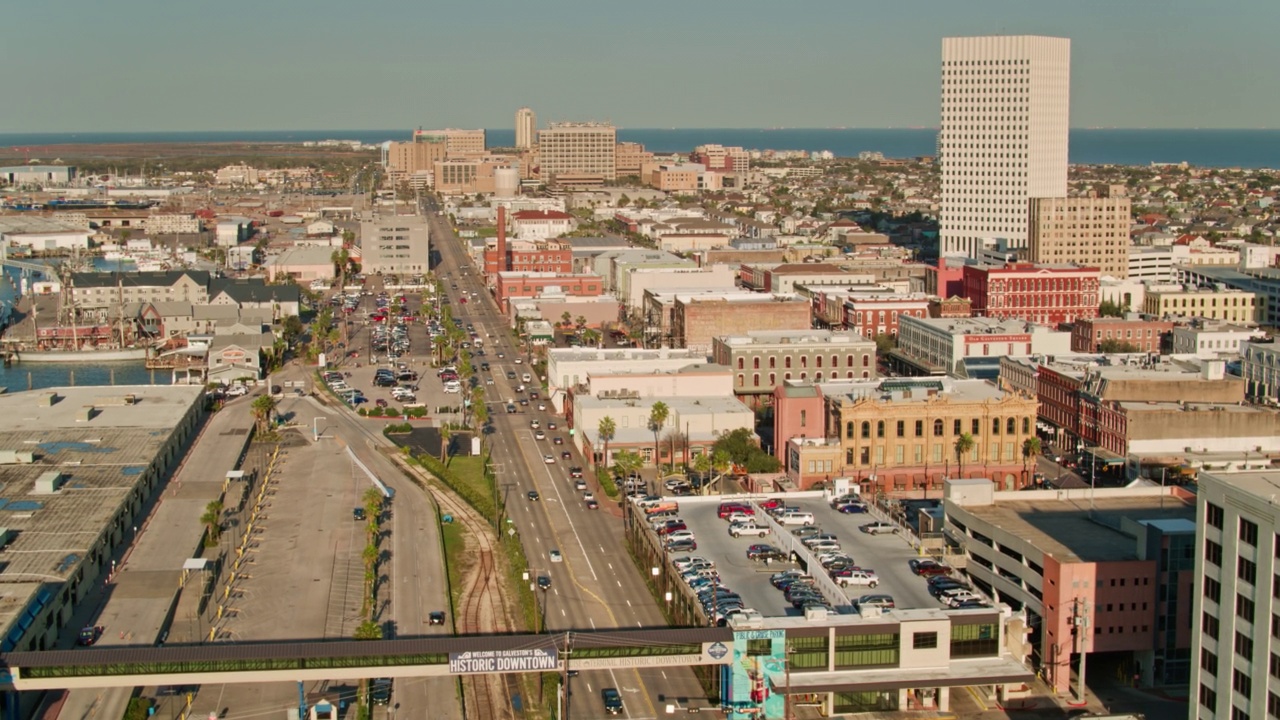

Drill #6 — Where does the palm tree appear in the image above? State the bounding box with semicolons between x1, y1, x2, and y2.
1022;436;1043;486
612;450;644;485
648;401;669;471
250;394;277;435
597;416;616;471
200;499;224;546
710;449;733;496
953;432;975;480
439;423;453;463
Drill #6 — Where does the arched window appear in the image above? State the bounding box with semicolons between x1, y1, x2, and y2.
831;355;839;369
815;356;823;368
847;355;855;366
862;371;869;379
737;358;744;370
769;373;776;386
753;373;760;387
846;422;854;439
753;357;760;369
876;421;885;438
1007;417;1017;435
848;372;855;379
1022;417;1031;434
737;374;745;387
800;372;807;380
769;356;777;369
800;356;808;368
815;372;823;381
862;354;870;367
933;419;944;436
861;421;871;439
785;372;792;381
846;449;855;465
785;356;792;369
800;410;807;427
992;418;1001;435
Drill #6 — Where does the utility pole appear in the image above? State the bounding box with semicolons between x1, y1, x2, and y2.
561;631;573;720
1074;597;1090;704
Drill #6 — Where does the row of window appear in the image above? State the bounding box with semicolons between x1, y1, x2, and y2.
737;370;871;387
736;353;871;371
845;416;1031;440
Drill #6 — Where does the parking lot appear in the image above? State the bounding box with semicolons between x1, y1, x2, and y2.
650;495;945;620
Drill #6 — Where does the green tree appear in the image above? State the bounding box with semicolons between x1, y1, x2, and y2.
597;416;616;471
953;432;975;480
250;394;277;435
612;449;644;485
711;427;781;473
1098;338;1142;353
200;499;224;546
281;315;304;347
439;424;453;463
1098;299;1127;318
648;402;670;470
354;620;382;640
1022;436;1043;485
873;333;897;356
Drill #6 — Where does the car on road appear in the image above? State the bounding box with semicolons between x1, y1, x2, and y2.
910;559;953;577
537;576;552;590
224;385;248;398
529;419;541;429
569;466;584;478
353;508;366;521
549;550;563;563
547;421;558;430
860;521;897;535
602;688;623;715
428;611;446;626
552;436;564;445
527;490;540;501
544;454;556;464
582;491;595;502
534;430;546;440
586;498;599;510
537;403;547;411
77;625;102;646
506;371;517;379
560;450;572;460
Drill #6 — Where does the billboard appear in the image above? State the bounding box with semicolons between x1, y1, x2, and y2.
726;630;787;720
448;647;558;675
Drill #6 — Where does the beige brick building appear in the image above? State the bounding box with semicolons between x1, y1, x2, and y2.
1028;190;1132;277
672;294;811;352
1142;287;1258;323
537;122;616;182
614;141;652;178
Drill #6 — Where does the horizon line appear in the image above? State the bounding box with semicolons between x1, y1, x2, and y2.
2;126;1279;136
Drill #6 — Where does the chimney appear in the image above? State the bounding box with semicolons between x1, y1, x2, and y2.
496;206;508;273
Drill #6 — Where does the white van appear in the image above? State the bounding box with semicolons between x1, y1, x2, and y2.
522;373;531;383
778;511;815;526
442;381;462;394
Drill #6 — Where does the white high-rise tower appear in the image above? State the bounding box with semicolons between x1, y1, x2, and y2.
515;107;536;149
939;35;1071;258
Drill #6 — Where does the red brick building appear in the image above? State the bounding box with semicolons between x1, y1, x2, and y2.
841;294;931;338
483;239;572;277
493;272;603;311
1070;317;1173;353
963;262;1100;326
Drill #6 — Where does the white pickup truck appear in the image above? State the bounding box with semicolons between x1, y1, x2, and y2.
834;570;880;588
728;521;771;538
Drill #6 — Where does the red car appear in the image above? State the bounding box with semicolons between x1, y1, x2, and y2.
909;559;953;577
657;522;688;535
757;498;783;511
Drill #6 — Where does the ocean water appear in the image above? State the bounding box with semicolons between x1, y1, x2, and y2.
2;128;1278;168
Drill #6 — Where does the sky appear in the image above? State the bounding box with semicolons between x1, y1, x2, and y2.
2;0;1277;132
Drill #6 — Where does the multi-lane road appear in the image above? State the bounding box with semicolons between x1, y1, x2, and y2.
423;197;710;717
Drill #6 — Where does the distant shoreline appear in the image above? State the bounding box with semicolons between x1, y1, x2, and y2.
2;128;1277;168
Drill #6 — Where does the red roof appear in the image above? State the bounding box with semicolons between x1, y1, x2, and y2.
512;210;572;221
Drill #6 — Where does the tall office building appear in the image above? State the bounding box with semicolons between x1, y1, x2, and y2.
1028;187;1132;277
939;35;1071;258
537;122;616;182
1189;470;1280;720
414;128;486;158
515;107;536;149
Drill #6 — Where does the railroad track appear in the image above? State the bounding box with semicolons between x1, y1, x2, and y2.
430;485;516;720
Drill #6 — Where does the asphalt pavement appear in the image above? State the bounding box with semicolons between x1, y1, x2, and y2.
425;197;713;717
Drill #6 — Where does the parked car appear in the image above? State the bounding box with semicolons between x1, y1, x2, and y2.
860;521;897;535
777;511;816;526
855;594;896;611
909;559;953;577
728;521;770;538
834;570;880;588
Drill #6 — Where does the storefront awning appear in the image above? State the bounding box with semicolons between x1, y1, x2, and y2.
1084;446;1126;466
